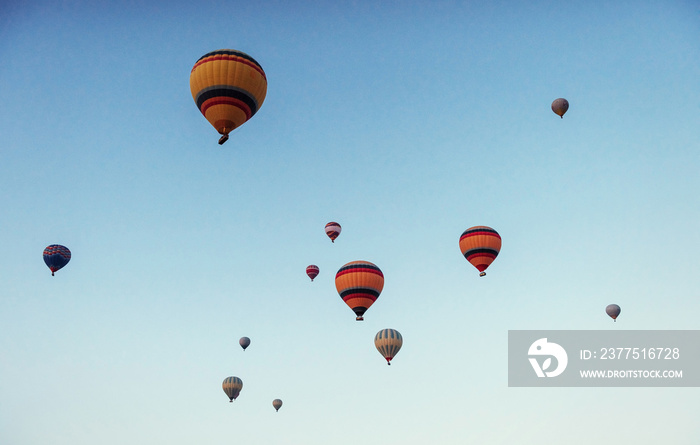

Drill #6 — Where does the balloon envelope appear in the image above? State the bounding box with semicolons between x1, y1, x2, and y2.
43;244;71;276
375;328;403;365
222;376;243;402
459;226;501;276
239;337;250;351
306;265;320;281
325;222;341;243
551;98;569;118
190;49;267;144
272;399;283;412
606;304;621;321
335;261;384;321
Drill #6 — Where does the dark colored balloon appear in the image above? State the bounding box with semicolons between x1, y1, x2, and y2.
222;376;243;402
551;98;569;118
43;244;71;276
606;304;621;322
239;337;251;351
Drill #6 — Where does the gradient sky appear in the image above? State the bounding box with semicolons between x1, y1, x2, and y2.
1;1;699;444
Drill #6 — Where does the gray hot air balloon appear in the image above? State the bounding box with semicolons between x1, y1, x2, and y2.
239;337;250;351
606;304;621;322
272;399;283;412
222;376;243;402
551;98;569;118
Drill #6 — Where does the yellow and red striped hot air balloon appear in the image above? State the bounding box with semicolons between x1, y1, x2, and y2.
190;49;267;145
459;226;501;277
335;261;384;321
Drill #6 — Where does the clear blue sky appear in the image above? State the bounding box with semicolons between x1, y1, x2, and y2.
1;1;699;444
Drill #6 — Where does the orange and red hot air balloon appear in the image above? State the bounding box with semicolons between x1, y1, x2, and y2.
459;226;501;277
306;265;319;282
325;222;341;243
190;49;268;145
335;261;383;321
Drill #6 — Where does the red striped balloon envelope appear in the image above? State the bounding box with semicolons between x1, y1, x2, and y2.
306;265;320;282
459;226;501;277
335;261;383;321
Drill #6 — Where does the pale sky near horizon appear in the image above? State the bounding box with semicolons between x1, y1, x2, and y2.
1;1;699;444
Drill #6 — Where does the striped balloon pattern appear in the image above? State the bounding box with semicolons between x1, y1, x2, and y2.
43;244;71;276
335;261;384;321
272;399;283;412
190;49;267;143
306;265;320;281
459;226;501;277
325;222;341;243
374;328;403;365
222;376;243;402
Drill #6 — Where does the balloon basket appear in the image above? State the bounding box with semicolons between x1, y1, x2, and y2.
479;272;486;277
218;134;229;145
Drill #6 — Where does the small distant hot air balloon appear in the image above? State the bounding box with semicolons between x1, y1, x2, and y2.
606;304;621;322
335;261;384;321
222;376;243;402
551;98;569;118
239;337;250;351
306;265;320;282
459;226;501;277
374;329;403;365
190;49;268;145
43;244;71;276
272;399;283;412
325;222;341;243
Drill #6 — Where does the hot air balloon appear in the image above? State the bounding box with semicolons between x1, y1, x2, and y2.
306;265;319;282
459;226;501;277
272;399;283;412
335;261;384;321
239;337;250;351
190;49;268;145
606;304;621;322
43;244;71;276
325;222;341;243
551;98;569;118
374;328;403;365
222;376;243;402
